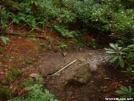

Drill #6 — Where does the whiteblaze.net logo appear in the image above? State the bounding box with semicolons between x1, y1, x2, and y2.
105;98;133;101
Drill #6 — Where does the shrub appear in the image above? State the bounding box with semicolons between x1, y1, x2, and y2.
105;42;134;68
116;86;134;98
54;25;73;38
0;7;9;29
0;88;11;98
1;0;134;47
8;77;59;101
7;84;59;101
105;41;134;79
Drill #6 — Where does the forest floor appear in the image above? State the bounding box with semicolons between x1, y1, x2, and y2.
0;25;134;101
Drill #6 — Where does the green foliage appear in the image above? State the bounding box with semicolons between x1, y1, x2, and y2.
100;86;107;92
0;7;9;29
44;36;53;50
63;0;94;23
24;58;33;65
57;41;68;51
1;0;20;9
0;46;4;53
105;42;134;68
30;0;38;6
38;43;45;48
0;88;11;98
105;42;134;79
1;0;134;51
116;86;134;98
1;0;134;45
8;77;59;101
105;43;125;68
4;67;19;85
87;38;98;49
72;31;85;48
35;43;46;53
122;67;134;80
8;67;19;82
20;77;43;88
9;84;59;101
54;25;73;38
0;36;9;44
37;0;76;24
11;7;38;29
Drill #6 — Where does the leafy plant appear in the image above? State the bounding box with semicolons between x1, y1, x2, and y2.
100;86;107;92
105;41;134;69
72;31;85;48
46;36;53;44
9;84;59;101
12;12;37;29
56;9;76;23
54;25;73;38
8;77;59;101
38;43;46;48
105;43;125;68
57;41;68;51
0;88;11;98
20;77;43;88
4;67;19;85
0;7;9;29
27;35;37;41
0;36;9;44
35;43;46;53
122;66;134;80
116;86;134;98
87;38;98;49
24;58;33;65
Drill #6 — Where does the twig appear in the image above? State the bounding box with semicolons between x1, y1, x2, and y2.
6;21;13;28
28;28;34;33
19;23;27;29
53;59;76;75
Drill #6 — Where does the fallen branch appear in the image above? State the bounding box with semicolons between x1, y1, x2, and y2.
0;31;47;39
53;59;76;75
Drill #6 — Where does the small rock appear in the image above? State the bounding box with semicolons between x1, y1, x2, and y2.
87;53;92;57
66;63;92;84
62;52;68;57
78;58;85;63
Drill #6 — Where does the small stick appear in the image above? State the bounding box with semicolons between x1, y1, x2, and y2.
53;59;76;75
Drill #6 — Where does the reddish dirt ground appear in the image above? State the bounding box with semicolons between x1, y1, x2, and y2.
0;25;134;101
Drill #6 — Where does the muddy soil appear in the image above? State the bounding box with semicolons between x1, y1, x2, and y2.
31;48;133;101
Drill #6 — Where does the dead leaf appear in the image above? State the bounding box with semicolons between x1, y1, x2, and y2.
29;73;40;78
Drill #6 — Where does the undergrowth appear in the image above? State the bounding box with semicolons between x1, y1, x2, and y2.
7;77;59;101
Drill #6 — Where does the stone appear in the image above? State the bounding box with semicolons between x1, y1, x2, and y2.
62;52;68;57
78;57;85;63
66;63;92;84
